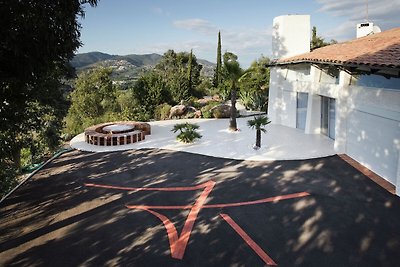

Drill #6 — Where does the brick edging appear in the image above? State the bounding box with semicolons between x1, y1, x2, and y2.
339;154;396;194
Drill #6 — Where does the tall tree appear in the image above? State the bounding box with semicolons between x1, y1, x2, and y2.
223;52;243;131
0;0;98;170
213;31;222;88
65;68;118;136
187;49;193;94
155;50;203;103
311;26;337;51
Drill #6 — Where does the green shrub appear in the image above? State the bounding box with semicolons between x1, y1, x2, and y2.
0;161;18;199
155;103;172;120
213;109;223;118
201;101;219;118
238;90;268;112
171;123;202;143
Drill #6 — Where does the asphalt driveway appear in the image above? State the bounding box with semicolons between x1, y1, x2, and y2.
1;148;400;266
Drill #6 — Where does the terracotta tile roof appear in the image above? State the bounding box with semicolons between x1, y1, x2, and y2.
275;27;400;69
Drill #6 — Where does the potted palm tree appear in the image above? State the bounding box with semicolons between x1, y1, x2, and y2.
171;122;202;143
247;115;271;150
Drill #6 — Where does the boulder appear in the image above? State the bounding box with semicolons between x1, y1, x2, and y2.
184;106;202;119
210;104;231;118
194;110;202;118
169;104;187;118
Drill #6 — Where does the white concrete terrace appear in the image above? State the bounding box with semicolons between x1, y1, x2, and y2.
70;117;335;161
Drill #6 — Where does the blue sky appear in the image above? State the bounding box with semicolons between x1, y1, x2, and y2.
78;0;400;67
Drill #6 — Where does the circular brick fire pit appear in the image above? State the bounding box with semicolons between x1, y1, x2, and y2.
84;121;151;146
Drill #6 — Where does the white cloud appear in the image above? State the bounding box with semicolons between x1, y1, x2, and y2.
173;19;218;35
151;6;170;16
171;19;272;66
316;0;400;40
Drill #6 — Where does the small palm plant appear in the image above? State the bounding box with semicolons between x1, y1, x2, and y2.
247;115;271;150
172;122;202;143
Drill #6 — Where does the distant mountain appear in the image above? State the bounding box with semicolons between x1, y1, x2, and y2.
70;52;216;82
70;52;114;69
71;52;162;69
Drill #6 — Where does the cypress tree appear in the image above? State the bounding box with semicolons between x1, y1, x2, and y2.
187;49;193;94
214;31;222;88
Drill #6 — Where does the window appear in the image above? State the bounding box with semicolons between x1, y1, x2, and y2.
350;74;400;90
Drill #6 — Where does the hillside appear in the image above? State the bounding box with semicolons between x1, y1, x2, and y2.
71;52;216;83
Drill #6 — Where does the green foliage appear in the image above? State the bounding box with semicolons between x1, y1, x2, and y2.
0;160;18;199
197;77;213;96
247;115;271;149
201;101;220;118
171;123;202;143
155;49;203;103
213;31;222;88
239;56;270;111
223;52;244;130
65;68;119;136
311;26;338;51
0;1;98;135
131;70;171;118
247;115;271;132
0;0;98;196
155;103;172;120
217;82;232;102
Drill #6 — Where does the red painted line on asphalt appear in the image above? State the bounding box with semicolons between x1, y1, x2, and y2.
127;204;190;210
174;180;215;259
143;208;179;256
126;192;310;210
84;182;210;191
133;180;216;260
220;213;277;266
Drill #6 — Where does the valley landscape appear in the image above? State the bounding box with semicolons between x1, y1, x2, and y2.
71;51;216;83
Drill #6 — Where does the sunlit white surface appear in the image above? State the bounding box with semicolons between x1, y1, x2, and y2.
70;118;335;161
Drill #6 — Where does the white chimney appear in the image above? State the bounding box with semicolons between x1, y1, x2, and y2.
357;22;381;38
272;15;310;60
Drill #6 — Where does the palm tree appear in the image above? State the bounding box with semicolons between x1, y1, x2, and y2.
171;122;202;143
247;115;271;149
223;52;243;131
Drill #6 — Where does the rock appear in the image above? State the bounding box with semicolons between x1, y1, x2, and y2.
184;106;202;119
210;104;231;118
212;95;221;101
169;104;187;119
194;110;202;118
196;97;214;107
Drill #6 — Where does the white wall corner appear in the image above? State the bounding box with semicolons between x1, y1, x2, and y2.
272;15;310;60
334;71;351;153
268;67;281;124
305;94;321;134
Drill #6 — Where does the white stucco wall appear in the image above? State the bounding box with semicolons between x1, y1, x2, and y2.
272;15;310;59
268;64;400;195
344;85;400;186
268;14;400;194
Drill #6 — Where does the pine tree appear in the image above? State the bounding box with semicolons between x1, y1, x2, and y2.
311;26;337;51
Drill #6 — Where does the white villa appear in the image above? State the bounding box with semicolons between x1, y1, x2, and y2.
268;15;400;196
